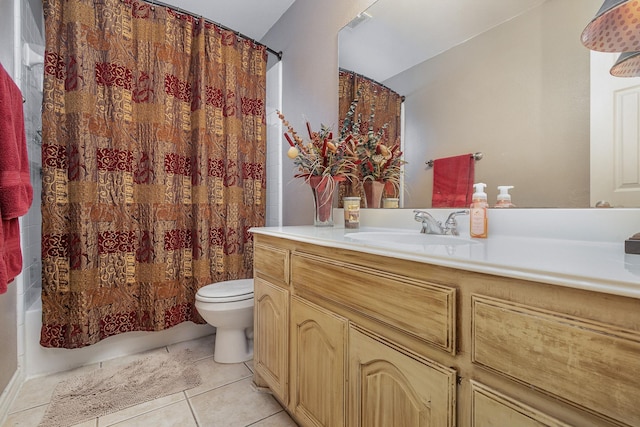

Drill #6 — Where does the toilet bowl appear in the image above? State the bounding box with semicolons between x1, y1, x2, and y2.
195;279;254;363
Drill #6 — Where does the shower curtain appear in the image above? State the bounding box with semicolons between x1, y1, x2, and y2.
40;0;267;348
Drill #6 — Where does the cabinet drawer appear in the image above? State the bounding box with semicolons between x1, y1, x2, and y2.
470;381;570;427
292;252;456;354
254;243;289;286
471;295;640;427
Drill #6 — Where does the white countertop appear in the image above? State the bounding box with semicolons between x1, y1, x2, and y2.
251;223;640;300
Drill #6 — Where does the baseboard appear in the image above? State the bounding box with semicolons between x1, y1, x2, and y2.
0;366;25;425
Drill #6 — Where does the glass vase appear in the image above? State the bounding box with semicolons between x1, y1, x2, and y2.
362;180;385;208
309;175;336;226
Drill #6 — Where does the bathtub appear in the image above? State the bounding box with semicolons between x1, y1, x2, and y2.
25;299;215;378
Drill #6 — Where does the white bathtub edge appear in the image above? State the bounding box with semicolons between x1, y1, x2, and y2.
25;307;215;378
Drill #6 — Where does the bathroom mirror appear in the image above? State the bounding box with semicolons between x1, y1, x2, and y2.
338;0;628;208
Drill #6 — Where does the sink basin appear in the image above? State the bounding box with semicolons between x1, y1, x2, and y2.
345;231;477;248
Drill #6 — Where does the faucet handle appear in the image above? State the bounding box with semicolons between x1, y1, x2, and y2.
445;210;469;223
414;209;434;222
444;210;469;235
413;210;442;234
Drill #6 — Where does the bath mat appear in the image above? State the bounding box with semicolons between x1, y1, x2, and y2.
38;349;201;427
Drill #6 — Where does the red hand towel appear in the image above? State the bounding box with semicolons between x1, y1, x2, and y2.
432;154;475;208
0;62;33;293
0;63;32;218
0;213;6;290
1;218;22;292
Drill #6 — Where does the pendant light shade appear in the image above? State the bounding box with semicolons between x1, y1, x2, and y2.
581;0;640;52
610;51;640;76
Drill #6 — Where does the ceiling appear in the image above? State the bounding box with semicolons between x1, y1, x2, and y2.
163;0;295;40
340;0;548;84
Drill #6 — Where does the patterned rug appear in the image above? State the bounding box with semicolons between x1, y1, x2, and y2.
38;349;201;427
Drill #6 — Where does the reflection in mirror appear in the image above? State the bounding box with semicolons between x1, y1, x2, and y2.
337;69;403;207
339;0;617;208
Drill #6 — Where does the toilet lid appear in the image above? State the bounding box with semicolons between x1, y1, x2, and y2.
196;279;254;303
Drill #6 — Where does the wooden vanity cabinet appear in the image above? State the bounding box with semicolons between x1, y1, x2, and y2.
253;234;640;427
253;235;458;427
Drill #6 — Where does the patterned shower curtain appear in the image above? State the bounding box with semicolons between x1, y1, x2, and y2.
338;69;402;200
339;69;402;144
40;0;267;348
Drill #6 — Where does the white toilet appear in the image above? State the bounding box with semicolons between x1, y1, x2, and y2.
195;279;254;363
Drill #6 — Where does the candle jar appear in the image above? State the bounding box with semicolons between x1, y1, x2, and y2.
343;197;361;229
383;198;399;208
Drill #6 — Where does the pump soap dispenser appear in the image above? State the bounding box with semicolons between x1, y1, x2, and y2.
495;186;515;208
470;183;488;238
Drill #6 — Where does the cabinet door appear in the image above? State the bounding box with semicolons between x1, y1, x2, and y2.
254;277;289;405
290;296;347;427
348;325;456;427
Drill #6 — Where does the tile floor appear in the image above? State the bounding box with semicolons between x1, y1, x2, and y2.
4;334;298;426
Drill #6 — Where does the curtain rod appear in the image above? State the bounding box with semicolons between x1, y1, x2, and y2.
142;0;283;60
339;68;405;102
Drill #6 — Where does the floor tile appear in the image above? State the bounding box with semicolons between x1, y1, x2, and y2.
9;364;99;414
107;400;196;427
96;391;185;427
189;377;283;427
71;418;98;427
249;410;298;426
167;333;216;361
184;357;252;397
3;404;48;427
4;336;280;427
99;347;168;369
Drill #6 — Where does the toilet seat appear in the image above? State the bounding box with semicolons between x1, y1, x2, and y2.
196;279;254;303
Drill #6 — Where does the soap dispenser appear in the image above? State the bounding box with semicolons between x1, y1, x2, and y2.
470;183;488;238
495;186;515;208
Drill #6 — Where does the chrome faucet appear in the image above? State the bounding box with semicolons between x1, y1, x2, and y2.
413;210;469;236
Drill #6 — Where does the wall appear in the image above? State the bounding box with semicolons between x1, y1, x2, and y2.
0;0;15;73
1;0;44;414
387;0;599;208
266;60;283;226
261;0;376;225
0;0;19;419
12;0;45;376
21;0;44;316
0;284;17;416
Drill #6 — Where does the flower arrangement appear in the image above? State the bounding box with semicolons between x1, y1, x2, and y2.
277;110;360;225
339;95;406;197
277;92;405;187
277;111;357;180
277;91;406;218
